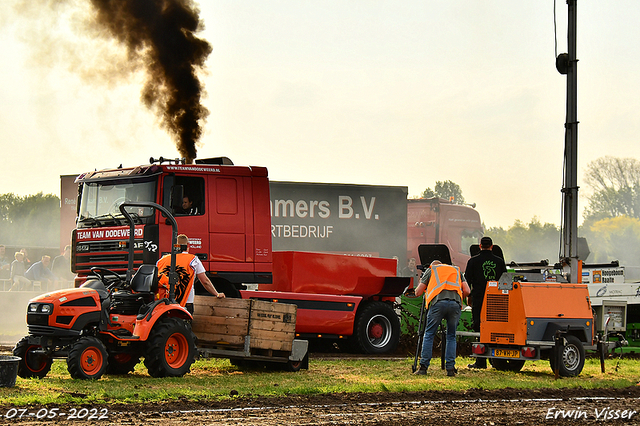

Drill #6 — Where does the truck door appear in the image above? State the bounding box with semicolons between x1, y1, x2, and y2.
207;175;248;272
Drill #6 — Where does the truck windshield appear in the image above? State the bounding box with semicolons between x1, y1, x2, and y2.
461;229;484;255
78;181;156;228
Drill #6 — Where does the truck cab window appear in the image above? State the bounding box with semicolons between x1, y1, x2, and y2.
164;176;205;216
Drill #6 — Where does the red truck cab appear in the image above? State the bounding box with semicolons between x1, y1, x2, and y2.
407;198;483;270
73;159;273;294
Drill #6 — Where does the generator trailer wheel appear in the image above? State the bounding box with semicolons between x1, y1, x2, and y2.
549;334;585;377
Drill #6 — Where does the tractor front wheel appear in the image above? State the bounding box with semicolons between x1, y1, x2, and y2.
144;317;196;378
67;337;108;380
13;336;52;379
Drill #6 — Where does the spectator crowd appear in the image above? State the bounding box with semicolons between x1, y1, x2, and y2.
0;244;74;291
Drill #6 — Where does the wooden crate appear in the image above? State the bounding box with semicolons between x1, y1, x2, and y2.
248;299;296;352
192;296;296;352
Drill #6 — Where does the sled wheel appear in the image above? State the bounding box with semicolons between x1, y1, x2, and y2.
549;334;585;377
67;337;108;380
489;358;526;372
106;353;140;375
13;336;52;379
144;317;196;378
353;302;400;354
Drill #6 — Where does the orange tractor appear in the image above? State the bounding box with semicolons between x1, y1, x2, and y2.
13;202;196;379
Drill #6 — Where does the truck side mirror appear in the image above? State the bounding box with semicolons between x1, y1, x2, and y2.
171;185;184;213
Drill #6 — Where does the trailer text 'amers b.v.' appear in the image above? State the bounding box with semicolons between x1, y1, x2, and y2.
60;157;484;353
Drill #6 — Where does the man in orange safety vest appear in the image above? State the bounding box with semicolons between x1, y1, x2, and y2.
413;260;470;377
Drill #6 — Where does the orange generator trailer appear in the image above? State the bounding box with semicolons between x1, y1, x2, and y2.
471;269;595;377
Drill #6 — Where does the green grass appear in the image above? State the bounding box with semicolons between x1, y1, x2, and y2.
1;356;638;407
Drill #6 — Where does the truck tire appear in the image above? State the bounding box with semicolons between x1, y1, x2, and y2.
144;317;196;378
549;334;585;377
106;353;140;375
489;358;525;372
67;337;109;380
13;336;52;379
353;302;400;354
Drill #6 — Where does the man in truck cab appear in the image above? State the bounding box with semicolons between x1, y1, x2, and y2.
156;234;225;314
413;260;470;377
181;195;199;215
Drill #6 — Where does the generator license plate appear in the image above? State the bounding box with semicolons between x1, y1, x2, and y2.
493;349;519;358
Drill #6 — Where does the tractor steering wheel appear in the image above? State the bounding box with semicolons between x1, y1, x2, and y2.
90;267;123;291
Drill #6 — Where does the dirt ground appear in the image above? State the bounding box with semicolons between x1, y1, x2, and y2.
2;386;640;425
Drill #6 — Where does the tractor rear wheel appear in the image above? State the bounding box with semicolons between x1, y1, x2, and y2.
489;358;526;372
13;336;52;379
353;302;400;354
549;334;585;377
144;317;196;378
67;337;108;380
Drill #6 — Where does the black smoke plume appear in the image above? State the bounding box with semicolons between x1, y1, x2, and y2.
89;0;212;163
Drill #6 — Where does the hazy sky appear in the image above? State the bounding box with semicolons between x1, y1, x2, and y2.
1;1;639;228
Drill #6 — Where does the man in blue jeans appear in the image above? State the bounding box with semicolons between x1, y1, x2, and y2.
413;260;470;376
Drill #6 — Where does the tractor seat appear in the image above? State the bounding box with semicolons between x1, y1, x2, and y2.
130;264;159;294
110;265;160;316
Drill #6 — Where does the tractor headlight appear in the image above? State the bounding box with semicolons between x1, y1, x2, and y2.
28;303;53;315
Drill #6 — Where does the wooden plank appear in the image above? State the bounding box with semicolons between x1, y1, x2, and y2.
194;296;250;309
193;304;250;319
250;329;295;342
193;304;249;318
193;332;245;346
250;299;297;314
192;321;248;337
192;315;248;327
249;337;293;352
249;320;296;333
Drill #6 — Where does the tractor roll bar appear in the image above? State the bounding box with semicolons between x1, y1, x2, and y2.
119;202;178;303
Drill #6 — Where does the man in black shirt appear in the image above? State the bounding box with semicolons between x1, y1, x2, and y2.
465;236;507;369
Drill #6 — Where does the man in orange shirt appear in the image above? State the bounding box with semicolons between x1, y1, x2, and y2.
156;234;225;314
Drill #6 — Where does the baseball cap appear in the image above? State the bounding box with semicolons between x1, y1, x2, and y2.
480;236;493;248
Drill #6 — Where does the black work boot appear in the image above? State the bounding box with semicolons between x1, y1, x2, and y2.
413;364;428;375
446;367;457;377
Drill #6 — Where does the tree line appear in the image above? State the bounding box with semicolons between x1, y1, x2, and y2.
0;193;60;248
421;157;640;267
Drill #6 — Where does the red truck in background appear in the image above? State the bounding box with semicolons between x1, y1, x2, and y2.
59;157;483;353
406;198;482;271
